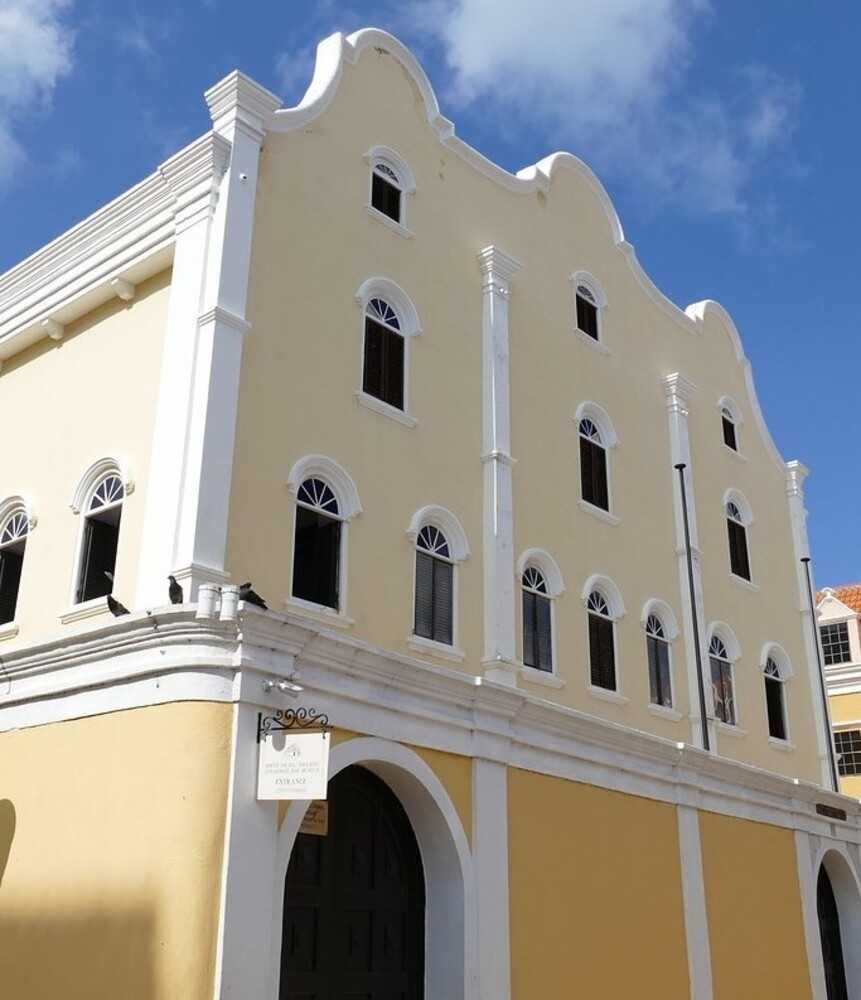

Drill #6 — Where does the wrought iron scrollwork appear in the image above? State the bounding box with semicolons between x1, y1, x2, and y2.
257;707;330;743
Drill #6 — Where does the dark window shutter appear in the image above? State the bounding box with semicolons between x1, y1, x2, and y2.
576;296;598;339
293;507;341;610
765;677;786;740
648;635;671;706
363;319;404;410
536;594;552;671
722;416;737;450
79;514;120;602
0;546;24;625
414;551;435;640
383;327;404;410
363;318;384;400
727;520;750;580
371;173;401;222
589;614;615;690
580;439;609;510
432;559;453;645
522;590;537;668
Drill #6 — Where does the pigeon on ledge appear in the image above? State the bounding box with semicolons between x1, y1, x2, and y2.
239;582;267;610
168;575;183;605
107;594;130;617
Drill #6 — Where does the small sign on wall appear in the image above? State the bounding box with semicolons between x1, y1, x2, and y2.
299;800;329;836
257;730;330;801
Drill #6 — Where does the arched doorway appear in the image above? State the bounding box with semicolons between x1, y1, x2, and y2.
818;865;849;1000
280;764;426;998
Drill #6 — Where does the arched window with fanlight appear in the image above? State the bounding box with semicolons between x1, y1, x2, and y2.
371;161;403;223
646;614;673;708
709;634;736;725
414;525;454;646
522;566;553;672
726;497;751;581
76;473;125;603
0;507;29;625
579;418;609;511
363;297;405;410
721;406;738;451
575;284;599;340
764;655;788;741
292;477;343;611
587;590;616;690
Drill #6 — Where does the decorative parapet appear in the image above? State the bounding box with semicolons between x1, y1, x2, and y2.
204;70;282;142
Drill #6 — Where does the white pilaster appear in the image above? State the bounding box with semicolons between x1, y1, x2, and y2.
677;805;713;1000
794;828;828;1000
786;461;836;790
477;247;521;687
472;757;511;1000
664;374;714;750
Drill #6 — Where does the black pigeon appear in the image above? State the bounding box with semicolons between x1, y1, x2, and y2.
168;575;183;605
239;581;267;610
107;593;130;617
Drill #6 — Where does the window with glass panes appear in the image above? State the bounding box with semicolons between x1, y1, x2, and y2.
835;729;861;776
764;657;787;741
292;478;342;610
414;525;454;645
587;590;616;690
522;566;552;671
575;285;599;340
726;501;751;580
646;615;672;708
0;510;28;625
362;297;405;410
76;474;124;603
721;407;738;450
709;635;736;725
371;162;402;223
579;418;609;511
820;622;852;665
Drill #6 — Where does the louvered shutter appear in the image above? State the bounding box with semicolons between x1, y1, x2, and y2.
727;520;750;580
536;594;552;671
383;327;405;410
522;590;537;668
414;551;435;639
432;559;454;645
766;678;785;740
363;318;384;400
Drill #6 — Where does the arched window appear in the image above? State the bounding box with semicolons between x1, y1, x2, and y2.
579;418;609;511
587;590;616;691
292;477;343;611
764;656;788;741
371;161;403;223
645;614;672;708
721;406;738;451
726;498;751;581
0;508;29;625
522;566;553;672
709;635;736;725
575;285;599;340
414;525;454;646
76;473;125;603
363;297;405;411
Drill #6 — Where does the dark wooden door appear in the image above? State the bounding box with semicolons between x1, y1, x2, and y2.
281;765;425;1000
818;866;849;1000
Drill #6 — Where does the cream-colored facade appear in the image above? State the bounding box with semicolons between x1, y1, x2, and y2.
0;27;858;1000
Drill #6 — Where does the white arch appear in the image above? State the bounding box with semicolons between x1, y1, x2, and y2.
723;487;753;526
761;641;794;680
707;621;742;662
640;598;680;640
364;145;417;193
355;276;421;336
407;505;470;561
570;269;608;308
286;454;362;520
574;401;619;448
517;548;564;597
69;456;134;514
717;394;743;425
270;737;475;1000
581;573;625;619
0;494;36;533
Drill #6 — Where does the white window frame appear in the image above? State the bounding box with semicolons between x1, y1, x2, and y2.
573;401;620;525
0;496;35;640
569;270;608;353
406;506;469;662
516;548;565;685
354;277;421;427
286;455;361;626
364;145;416;238
723;488;756;589
641;598;681;718
707;622;742;732
581;573;627;702
761;642;794;747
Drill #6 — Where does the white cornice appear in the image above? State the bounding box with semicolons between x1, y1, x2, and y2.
205;70;282;141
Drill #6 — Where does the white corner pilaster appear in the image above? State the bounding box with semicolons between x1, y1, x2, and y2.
786;461;835;790
677;805;713;1000
477;247;521;687
472;757;511;1000
664;374;714;751
135;74;281;607
794;828;828;999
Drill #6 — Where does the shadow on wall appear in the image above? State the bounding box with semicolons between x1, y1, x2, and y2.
0;799;15;886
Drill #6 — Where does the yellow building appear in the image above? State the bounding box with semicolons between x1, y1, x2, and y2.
0;27;858;1000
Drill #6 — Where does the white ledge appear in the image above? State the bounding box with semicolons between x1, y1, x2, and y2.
520;665;565;689
578;500;621;526
768;737;795;753
365;205;413;239
722;444;748;463
648;703;683;722
572;327;610;355
0;622;19;642
730;574;760;593
284;597;354;629
59;597;111;625
715;720;747;739
587;683;629;705
354;391;417;427
407;634;465;662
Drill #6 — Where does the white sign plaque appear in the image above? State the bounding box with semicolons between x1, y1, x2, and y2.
257;731;330;801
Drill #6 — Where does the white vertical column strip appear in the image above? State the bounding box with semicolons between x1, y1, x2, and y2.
787;461;835;790
472;757;511;1000
677;805;714;1000
664;374;714;750
794;828;828;999
477;247;521;688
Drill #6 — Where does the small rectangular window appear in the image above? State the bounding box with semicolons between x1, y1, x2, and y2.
293;507;341;609
835;729;861;775
0;544;24;625
363;317;404;410
727;519;750;580
820;622;852;666
580;439;609;511
414;552;453;645
523;590;552;671
77;507;121;603
589;613;616;690
647;635;672;708
765;676;786;741
722;416;737;451
371;172;401;223
576;294;599;340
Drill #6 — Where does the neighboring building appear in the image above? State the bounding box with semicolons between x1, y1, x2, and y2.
0;26;857;1000
818;584;861;797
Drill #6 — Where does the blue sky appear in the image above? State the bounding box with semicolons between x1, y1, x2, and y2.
2;0;859;585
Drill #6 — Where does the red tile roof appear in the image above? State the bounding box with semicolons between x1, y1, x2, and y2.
817;583;861;613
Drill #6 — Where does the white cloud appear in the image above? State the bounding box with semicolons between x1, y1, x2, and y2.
411;0;799;215
0;0;74;187
276;45;316;101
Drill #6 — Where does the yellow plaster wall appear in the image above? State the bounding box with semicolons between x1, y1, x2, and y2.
508;768;689;998
228;43;821;781
699;810;812;999
0;701;232;999
0;269;171;648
